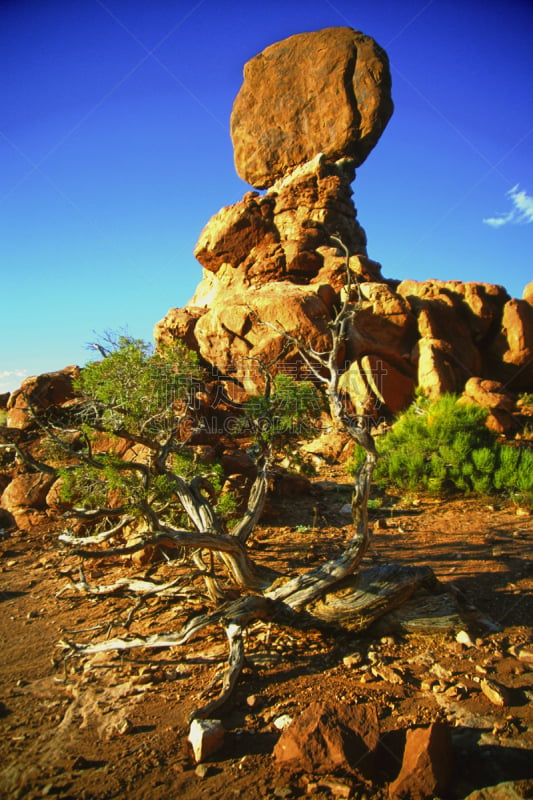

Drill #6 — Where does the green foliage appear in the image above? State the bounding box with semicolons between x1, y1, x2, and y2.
51;337;326;526
244;373;322;442
350;394;532;507
76;336;201;441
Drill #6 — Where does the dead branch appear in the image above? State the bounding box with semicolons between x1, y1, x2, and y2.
56;571;189;599
192;623;244;719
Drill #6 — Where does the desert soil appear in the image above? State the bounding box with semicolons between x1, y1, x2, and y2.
1;473;532;800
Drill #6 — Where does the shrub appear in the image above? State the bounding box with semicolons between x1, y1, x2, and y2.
350;393;532;507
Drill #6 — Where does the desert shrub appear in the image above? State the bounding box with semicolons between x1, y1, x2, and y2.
350;393;532;507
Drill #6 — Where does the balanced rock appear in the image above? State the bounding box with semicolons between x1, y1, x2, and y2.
231;27;393;188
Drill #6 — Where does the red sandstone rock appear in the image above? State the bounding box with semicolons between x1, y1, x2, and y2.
340;355;415;418
153;306;205;352
231;27;393;188
523;280;533;306
6;367;79;430
459;377;516;434
389;721;453;800
415;338;461;398
1;471;56;528
273;700;379;777
191;283;335;389
347;282;416;362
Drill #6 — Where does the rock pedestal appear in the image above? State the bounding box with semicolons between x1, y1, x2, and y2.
154;27;533;415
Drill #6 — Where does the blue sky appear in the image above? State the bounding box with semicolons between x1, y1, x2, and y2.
1;0;532;393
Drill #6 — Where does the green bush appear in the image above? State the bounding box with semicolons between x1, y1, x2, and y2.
350;393;532;507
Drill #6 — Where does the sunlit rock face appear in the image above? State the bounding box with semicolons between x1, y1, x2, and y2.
155;28;533;413
230;27;393;189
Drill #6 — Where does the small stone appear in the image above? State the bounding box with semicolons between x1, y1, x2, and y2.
340;503;352;516
455;630;475;648
115;717;133;735
480;678;511;707
273;714;293;731
370;664;404;685
195;763;211;778
246;694;263;709
319;777;353;797
517;646;533;664
188;718;225;763
343;653;363;668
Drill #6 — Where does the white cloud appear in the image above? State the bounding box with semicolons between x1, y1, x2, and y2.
0;369;27;393
483;184;533;228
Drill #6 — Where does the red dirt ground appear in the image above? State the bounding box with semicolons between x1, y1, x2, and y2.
1;477;532;799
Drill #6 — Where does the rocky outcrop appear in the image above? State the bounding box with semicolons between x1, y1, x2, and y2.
152;27;533;422
231;27;393;188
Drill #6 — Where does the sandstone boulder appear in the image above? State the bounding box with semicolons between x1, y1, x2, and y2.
460;377;516;435
347;282;417;362
194;192;278;274
1;471;56;528
6;367;80;430
191;283;337;390
523;280;533;306
397;279;508;346
273;700;379;777
415;338;462;398
340;355;415;418
463;780;533;800
489;298;533;390
153;306;206;352
231;27;393;188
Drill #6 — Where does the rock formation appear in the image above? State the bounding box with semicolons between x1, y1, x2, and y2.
231;27;393;188
156;26;533;420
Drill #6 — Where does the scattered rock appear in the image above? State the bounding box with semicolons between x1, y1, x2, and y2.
370;664;405;685
273;700;379;778
462;779;533;800
273;714;293;731
516;646;533;665
389;721;453;800
195;763;212;779
343;652;364;668
188;718;225;763
480;678;511;707
456;629;476;648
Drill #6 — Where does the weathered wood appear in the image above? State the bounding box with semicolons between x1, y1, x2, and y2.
192;623;245;720
307;563;439;627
